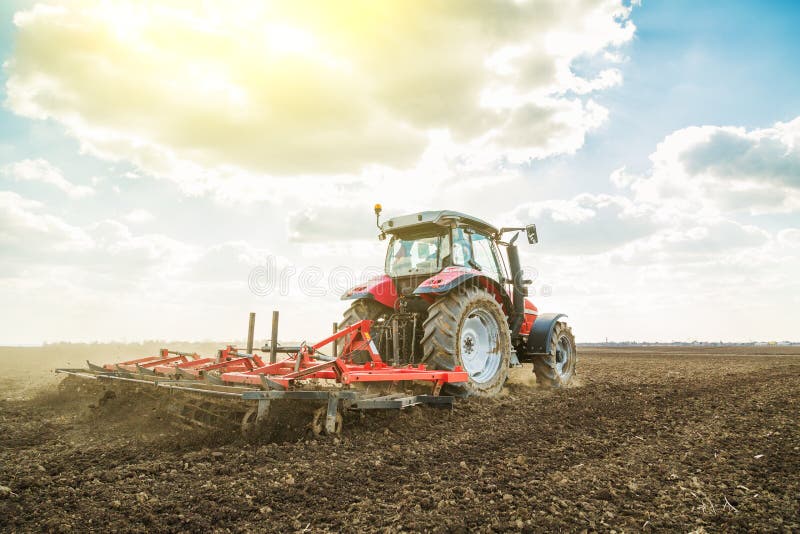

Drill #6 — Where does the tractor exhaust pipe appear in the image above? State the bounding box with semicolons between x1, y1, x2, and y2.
507;237;526;336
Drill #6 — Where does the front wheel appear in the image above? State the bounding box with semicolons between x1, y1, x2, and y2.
421;286;511;397
533;321;577;387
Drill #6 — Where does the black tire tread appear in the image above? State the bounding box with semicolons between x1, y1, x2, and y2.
532;322;577;387
421;286;511;397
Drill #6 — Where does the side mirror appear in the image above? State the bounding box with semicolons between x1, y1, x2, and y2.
526;224;538;244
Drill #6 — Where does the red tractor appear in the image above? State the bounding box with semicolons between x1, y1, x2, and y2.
339;207;576;396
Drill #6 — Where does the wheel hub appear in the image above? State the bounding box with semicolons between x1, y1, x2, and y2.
462;335;475;354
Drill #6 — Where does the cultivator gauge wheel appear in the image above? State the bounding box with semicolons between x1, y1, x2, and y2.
240;399;272;436
310;405;343;436
241;407;259;435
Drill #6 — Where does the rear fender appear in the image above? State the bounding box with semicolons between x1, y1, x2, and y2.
414;266;511;314
519;298;538;336
341;275;398;309
525;313;567;355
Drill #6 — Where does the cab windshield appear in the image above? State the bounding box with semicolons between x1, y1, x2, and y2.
386;234;450;276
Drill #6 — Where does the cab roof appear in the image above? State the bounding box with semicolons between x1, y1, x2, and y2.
381;210;498;237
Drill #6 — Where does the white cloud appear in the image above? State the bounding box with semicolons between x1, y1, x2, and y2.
84;219;201;282
504;116;800;341
122;208;154;224
777;228;800;248
0;190;94;255
514;193;658;254
626;117;800;215
680;120;800;189
520;116;800;260
0;191;323;342
4;0;636;202
609;165;636;188
288;207;378;243
2;158;94;198
0;191;194;282
608;218;771;265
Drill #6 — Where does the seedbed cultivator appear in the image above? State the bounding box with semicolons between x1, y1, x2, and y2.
56;206;579;436
56;319;467;435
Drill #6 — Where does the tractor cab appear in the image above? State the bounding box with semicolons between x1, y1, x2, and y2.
384;225;505;282
380;210;507;293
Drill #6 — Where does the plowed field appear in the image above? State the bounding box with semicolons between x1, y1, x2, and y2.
1;346;798;532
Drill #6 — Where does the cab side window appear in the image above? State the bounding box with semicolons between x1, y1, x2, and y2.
451;228;471;266
471;233;501;281
438;233;451;267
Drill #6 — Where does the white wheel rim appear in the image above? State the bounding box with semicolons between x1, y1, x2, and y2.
459;309;501;384
555;334;573;377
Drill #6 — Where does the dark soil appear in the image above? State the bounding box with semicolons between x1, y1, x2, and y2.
1;347;798;532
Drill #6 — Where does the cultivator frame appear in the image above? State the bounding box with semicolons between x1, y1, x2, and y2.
56;320;467;434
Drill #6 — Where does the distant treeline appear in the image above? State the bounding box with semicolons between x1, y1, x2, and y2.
579;341;798;347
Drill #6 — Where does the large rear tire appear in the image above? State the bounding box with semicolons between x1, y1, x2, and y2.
338;299;391;362
421;286;511;397
532;321;577;387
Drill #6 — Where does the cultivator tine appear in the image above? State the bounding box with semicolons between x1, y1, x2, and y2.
176;367;199;379
55;368;100;380
204;372;224;385
259;375;285;391
86;360;108;373
135;364;157;375
256;398;270;420
325;394;339;434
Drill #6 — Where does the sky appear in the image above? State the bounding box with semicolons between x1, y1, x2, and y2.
0;0;799;345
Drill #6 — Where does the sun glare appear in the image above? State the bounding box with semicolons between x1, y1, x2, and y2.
264;23;317;55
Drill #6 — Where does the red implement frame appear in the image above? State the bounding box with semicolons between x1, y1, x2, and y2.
222;320;467;391
105;347;266;376
90;321;468;393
